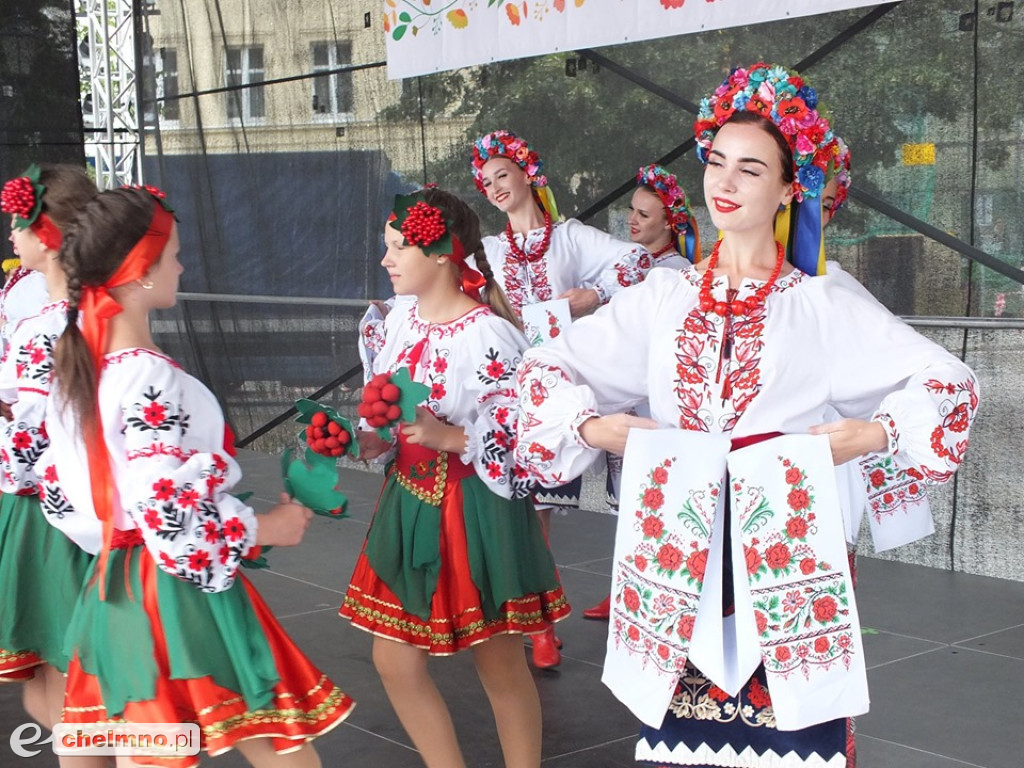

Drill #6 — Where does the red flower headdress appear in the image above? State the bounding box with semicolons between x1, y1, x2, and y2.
1;165;63;250
694;63;837;275
390;190;485;301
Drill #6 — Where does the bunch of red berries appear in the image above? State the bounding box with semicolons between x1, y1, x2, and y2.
1;178;35;219
358;373;402;428
400;202;446;247
304;411;351;457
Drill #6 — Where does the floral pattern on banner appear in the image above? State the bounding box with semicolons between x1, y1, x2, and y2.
384;0;591;41
859;453;926;521
733;456;856;680
612;457;718;676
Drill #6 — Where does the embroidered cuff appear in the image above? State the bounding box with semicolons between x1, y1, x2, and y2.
592;283;610;305
570;409;601;449
872;411;900;456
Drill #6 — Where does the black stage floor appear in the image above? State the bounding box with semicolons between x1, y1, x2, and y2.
3;450;1022;767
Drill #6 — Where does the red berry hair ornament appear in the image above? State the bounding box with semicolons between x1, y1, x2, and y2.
389;190;485;301
1;164;62;251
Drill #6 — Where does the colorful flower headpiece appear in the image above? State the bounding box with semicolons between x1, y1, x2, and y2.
389;190;485;301
1;164;46;230
694;63;837;203
636;164;693;235
470;130;547;192
827;137;851;214
636;164;701;264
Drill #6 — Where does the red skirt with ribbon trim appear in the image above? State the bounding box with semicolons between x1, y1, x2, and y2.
340;435;570;655
62;530;354;768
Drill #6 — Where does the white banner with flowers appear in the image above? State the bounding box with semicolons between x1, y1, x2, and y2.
603;430;868;732
727;434;868;731
383;0;896;79
602;429;730;728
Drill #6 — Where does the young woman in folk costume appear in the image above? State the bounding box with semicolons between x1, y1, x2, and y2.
623;164;701;278
340;188;568;768
0;165;104;767
582;164;703;621
471;129;649;667
515;63;978;767
43;186;353;768
1;167;54;359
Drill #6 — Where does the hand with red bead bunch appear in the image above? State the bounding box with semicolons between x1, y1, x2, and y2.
400;202;447;248
358;372;403;429
1;178;36;220
304;410;353;458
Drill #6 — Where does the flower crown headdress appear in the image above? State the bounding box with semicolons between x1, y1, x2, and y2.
389;189;485;301
827;136;852;214
694;63;837;275
470;130;559;219
636;164;701;263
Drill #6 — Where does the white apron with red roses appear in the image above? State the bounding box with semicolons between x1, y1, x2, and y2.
602;430;867;731
515;267;979;731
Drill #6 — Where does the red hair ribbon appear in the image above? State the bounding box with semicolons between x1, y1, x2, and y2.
29;214;63;251
447;236;485;302
80;202;175;600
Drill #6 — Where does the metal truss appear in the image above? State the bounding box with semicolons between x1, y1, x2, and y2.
76;0;142;188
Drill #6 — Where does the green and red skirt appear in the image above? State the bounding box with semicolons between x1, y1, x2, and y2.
340;440;570;654
62;534;354;768
0;492;94;680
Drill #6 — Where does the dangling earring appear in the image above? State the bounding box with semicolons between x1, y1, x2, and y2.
137;278;154;290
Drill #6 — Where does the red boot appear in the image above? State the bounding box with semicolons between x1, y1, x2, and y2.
582;596;611;621
531;626;561;669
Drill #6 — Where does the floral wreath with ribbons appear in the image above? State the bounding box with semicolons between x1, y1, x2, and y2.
828;136;852;214
694;63;838;275
1;164;63;251
470;130;559;219
390;190;485;301
636;164;701;263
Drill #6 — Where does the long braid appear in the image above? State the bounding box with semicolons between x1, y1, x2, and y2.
473;247;522;331
53;232;99;435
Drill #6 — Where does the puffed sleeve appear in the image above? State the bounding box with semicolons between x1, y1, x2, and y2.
560;219;647;304
0;323;59;493
451;316;533;499
358;296;413;384
516;272;671;486
821;270;980;485
118;361;259;593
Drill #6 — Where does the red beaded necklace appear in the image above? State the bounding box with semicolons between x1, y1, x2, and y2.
649;241;677;260
505;211;553;263
698;239;786;316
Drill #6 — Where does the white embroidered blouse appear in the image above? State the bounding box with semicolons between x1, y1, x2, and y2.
359;300;532;500
41;349;258;592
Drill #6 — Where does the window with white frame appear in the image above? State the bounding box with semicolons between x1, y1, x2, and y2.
311;42;353;117
225;45;265;120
